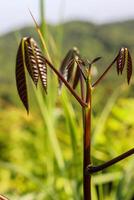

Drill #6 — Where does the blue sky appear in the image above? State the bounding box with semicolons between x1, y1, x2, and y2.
0;0;134;35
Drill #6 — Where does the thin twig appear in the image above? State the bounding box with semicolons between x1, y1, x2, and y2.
87;148;134;174
92;56;118;88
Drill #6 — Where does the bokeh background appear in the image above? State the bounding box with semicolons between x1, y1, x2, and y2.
0;0;134;199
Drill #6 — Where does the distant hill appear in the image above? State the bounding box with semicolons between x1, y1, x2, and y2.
0;20;134;104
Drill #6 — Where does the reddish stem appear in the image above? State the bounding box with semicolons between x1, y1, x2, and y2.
44;58;87;107
92;56;118;88
87;148;134;174
83;78;92;200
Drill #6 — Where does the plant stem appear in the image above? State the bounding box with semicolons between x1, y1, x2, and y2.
83;78;92;200
92;56;118;88
45;58;87;107
87;148;134;174
80;72;86;131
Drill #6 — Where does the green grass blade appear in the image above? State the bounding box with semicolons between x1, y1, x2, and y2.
92;86;122;144
33;85;65;170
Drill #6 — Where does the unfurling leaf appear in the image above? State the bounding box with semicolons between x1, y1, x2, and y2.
16;38;29;113
116;48;126;75
127;50;133;84
73;65;81;89
58;47;79;93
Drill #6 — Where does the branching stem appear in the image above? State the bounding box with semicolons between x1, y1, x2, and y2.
87;148;134;174
92;56;118;88
45;58;87;107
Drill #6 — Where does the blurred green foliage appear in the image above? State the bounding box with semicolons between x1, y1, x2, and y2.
0;18;134;199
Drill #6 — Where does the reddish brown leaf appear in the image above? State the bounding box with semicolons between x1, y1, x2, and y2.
24;37;39;87
67;59;75;82
28;38;47;93
116;48;126;75
16;38;29;113
127;50;133;84
58;48;78;92
72;65;81;89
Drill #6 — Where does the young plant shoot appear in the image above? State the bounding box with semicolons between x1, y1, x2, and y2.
15;16;134;200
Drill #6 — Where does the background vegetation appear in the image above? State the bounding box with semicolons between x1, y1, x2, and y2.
0;15;134;199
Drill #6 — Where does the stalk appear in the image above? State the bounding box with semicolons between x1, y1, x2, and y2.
92;56;117;88
79;68;92;199
83;77;92;200
87;148;134;174
45;58;87;107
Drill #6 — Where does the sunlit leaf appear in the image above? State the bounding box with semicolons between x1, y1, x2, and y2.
16;37;48;113
116;48;126;75
92;47;132;88
116;48;133;84
26;37;47;92
24;37;39;87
